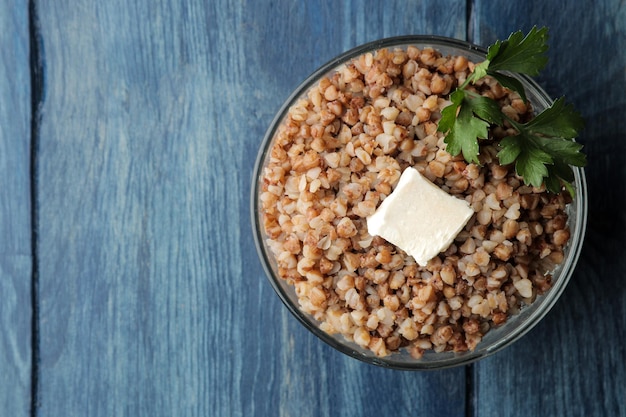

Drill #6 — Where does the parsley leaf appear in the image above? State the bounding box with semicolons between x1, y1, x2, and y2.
522;97;585;139
438;90;463;133
498;133;553;187
438;27;586;194
486;26;549;76
497;99;586;193
444;101;488;165
465;27;549;103
440;90;503;164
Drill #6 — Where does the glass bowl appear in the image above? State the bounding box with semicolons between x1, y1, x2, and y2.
251;35;587;370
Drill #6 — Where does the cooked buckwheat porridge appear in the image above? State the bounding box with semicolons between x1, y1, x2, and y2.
259;46;571;358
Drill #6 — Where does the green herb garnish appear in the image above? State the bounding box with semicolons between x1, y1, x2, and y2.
437;27;586;194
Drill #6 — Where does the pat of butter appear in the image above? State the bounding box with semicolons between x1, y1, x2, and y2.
367;167;474;266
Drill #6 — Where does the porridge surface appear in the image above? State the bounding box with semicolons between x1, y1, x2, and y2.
259;46;571;357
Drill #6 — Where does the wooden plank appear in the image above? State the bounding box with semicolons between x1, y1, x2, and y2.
0;1;32;416
34;0;469;416
469;2;626;416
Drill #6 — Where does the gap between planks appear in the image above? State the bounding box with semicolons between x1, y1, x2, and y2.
28;0;44;415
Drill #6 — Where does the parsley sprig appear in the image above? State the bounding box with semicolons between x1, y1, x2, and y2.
437;27;586;194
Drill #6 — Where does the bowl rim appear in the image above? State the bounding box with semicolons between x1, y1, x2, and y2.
250;34;588;370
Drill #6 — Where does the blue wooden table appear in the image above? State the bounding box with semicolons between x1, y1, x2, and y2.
2;1;625;416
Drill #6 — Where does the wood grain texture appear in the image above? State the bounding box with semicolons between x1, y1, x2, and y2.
470;1;626;416
0;1;32;416
34;1;468;416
